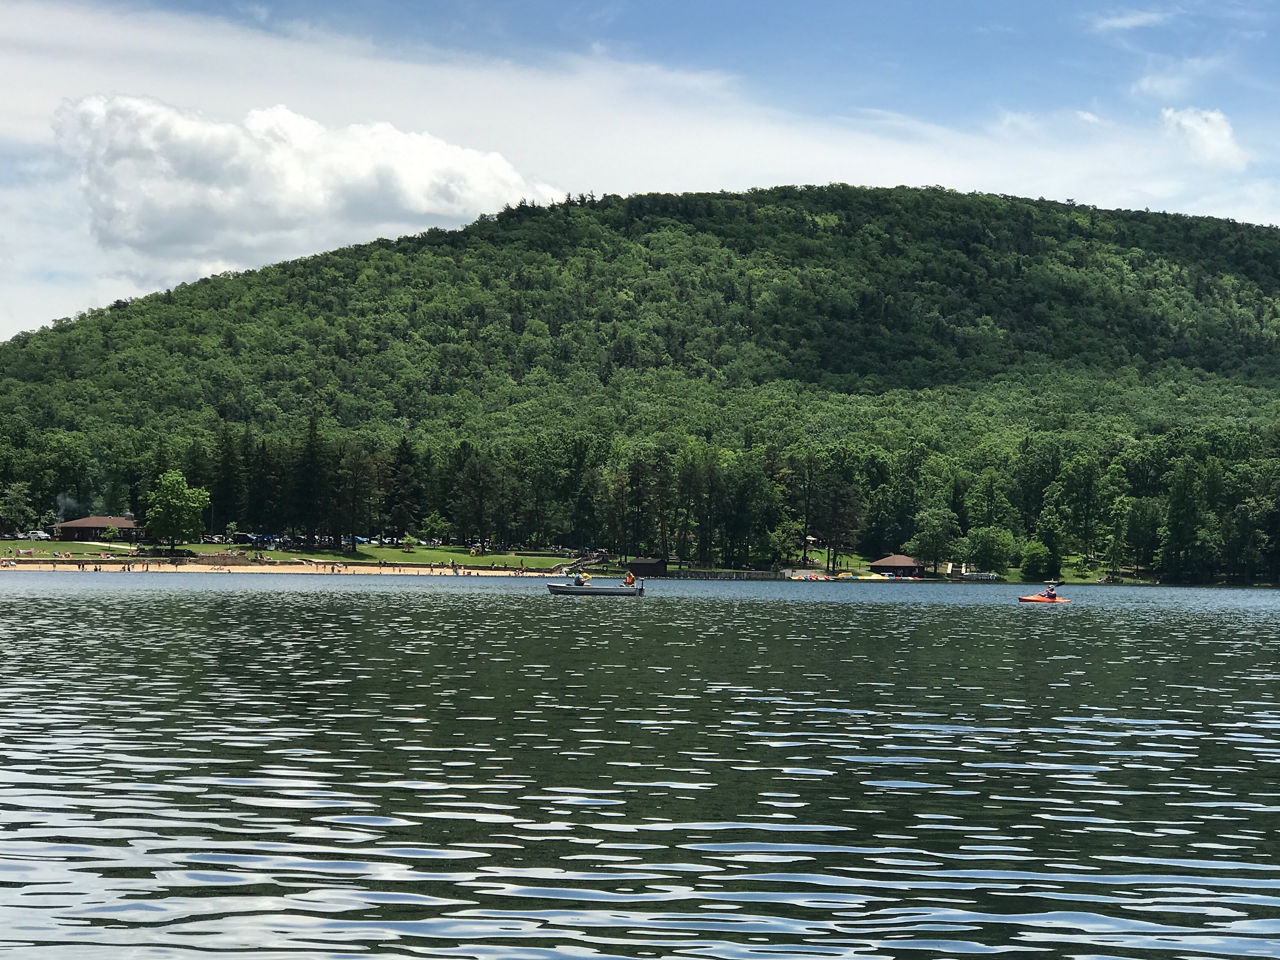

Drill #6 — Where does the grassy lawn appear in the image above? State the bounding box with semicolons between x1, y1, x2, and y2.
264;544;568;569
6;542;1158;584
250;544;570;569
6;539;572;569
202;543;572;569
5;539;134;557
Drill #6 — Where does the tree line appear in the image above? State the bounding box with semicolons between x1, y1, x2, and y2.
6;415;1279;583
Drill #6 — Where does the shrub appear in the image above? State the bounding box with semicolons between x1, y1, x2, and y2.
1020;540;1052;581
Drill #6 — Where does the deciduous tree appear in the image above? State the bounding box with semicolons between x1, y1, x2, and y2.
146;471;210;547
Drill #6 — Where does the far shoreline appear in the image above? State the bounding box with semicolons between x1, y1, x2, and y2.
0;558;557;577
0;558;1172;588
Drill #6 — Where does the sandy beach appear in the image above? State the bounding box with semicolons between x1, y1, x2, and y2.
0;557;558;577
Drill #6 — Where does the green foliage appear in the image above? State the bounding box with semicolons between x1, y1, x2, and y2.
1020;540;1052;581
146;470;210;546
416;511;450;542
965;525;1015;573
1126;498;1163;572
0;482;35;534
3;185;1280;581
903;506;960;574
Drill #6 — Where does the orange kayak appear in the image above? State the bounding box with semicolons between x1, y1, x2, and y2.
1019;595;1070;603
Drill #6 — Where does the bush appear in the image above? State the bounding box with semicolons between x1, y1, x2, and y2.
966;525;1014;573
1020;540;1052;581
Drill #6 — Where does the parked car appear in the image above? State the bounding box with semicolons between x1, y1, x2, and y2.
28;530;51;541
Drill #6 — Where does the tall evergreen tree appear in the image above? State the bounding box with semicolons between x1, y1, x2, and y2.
383;437;420;539
291;416;330;544
209;422;245;537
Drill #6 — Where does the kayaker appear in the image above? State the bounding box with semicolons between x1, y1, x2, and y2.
1044;585;1057;599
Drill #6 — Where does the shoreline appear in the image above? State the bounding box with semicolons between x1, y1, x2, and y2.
0;558;558;577
0;558;1168;587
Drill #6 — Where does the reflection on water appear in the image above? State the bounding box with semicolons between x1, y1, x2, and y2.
3;574;1280;957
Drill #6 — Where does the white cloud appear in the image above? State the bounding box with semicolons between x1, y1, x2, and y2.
53;95;559;268
992;111;1040;134
1091;9;1173;32
1162;107;1248;170
1131;55;1224;100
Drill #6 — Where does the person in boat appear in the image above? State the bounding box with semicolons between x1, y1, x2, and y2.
623;571;636;586
1043;585;1057;599
574;572;585;586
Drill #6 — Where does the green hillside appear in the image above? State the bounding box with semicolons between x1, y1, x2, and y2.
3;184;1280;580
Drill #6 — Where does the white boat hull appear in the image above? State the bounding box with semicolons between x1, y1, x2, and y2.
547;582;644;596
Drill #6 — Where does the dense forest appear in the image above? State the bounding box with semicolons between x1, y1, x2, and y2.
3;183;1280;580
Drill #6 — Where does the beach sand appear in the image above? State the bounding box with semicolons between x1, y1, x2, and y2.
0;558;557;577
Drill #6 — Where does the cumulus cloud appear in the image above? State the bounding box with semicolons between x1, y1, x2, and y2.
53;95;559;267
1161;107;1248;170
2;0;1279;340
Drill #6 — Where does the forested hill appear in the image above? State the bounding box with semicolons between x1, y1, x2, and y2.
5;183;1280;437
5;183;1280;582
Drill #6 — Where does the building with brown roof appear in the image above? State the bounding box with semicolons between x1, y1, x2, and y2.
868;554;924;577
55;515;144;543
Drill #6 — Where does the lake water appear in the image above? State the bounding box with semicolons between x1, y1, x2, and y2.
3;574;1280;959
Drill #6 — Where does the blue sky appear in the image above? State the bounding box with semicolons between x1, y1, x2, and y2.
158;0;1276;125
2;0;1278;339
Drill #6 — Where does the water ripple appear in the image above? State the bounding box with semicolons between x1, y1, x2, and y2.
3;576;1280;956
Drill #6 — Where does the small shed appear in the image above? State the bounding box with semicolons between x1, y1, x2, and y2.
628;557;668;577
55;515;144;543
869;554;924;577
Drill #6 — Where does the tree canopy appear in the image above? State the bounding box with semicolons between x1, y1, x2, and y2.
145;470;209;546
